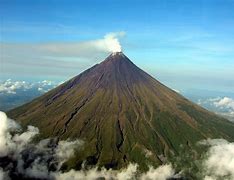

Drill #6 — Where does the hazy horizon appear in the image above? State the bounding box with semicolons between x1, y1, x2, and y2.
1;0;234;93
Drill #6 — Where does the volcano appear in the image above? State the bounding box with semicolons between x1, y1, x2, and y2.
8;52;234;170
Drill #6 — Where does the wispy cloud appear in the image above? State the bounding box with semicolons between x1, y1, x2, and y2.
32;31;125;56
1;31;125;57
1;32;125;77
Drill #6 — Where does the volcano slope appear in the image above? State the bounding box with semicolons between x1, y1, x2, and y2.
7;52;234;170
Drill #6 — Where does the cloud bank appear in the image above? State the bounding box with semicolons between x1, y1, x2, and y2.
0;79;33;94
0;111;178;180
0;111;83;180
1;111;234;180
199;139;234;180
0;79;60;94
55;163;176;180
197;96;234;121
214;97;234;113
0;79;64;111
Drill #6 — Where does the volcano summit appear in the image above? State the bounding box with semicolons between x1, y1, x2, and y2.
8;52;234;170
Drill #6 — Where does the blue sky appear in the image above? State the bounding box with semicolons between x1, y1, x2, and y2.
1;0;234;92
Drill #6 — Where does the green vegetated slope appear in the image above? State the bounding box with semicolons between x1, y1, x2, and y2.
8;52;234;170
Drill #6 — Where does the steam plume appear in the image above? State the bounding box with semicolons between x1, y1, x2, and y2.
103;32;125;53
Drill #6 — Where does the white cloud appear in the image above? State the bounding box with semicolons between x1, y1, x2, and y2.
4;110;234;180
12;125;39;148
0;111;9;156
56;140;83;168
55;163;177;180
204;176;215;180
214;97;234;110
199;139;234;180
0;79;32;94
56;164;138;180
0;168;9;180
197;96;234;121
0;111;84;179
116;163;138;179
0;111;179;179
140;164;175;180
0;79;59;94
37;87;45;92
0;111;39;157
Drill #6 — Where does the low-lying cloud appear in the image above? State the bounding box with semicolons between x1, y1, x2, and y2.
55;164;176;180
214;97;234;112
0;111;83;180
139;164;176;180
0;79;63;111
197;96;234;121
0;111;178;180
0;79;60;94
1;111;234;180
199;139;234;180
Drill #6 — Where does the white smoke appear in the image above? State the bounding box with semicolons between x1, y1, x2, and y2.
1;32;125;60
1;32;126;79
38;31;125;55
87;31;125;53
103;32;124;53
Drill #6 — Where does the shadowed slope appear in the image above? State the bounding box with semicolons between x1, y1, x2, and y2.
8;52;234;169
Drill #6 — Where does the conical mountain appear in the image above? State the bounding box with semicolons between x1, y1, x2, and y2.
8;52;234;169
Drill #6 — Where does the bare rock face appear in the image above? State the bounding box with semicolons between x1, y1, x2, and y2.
8;52;234;170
